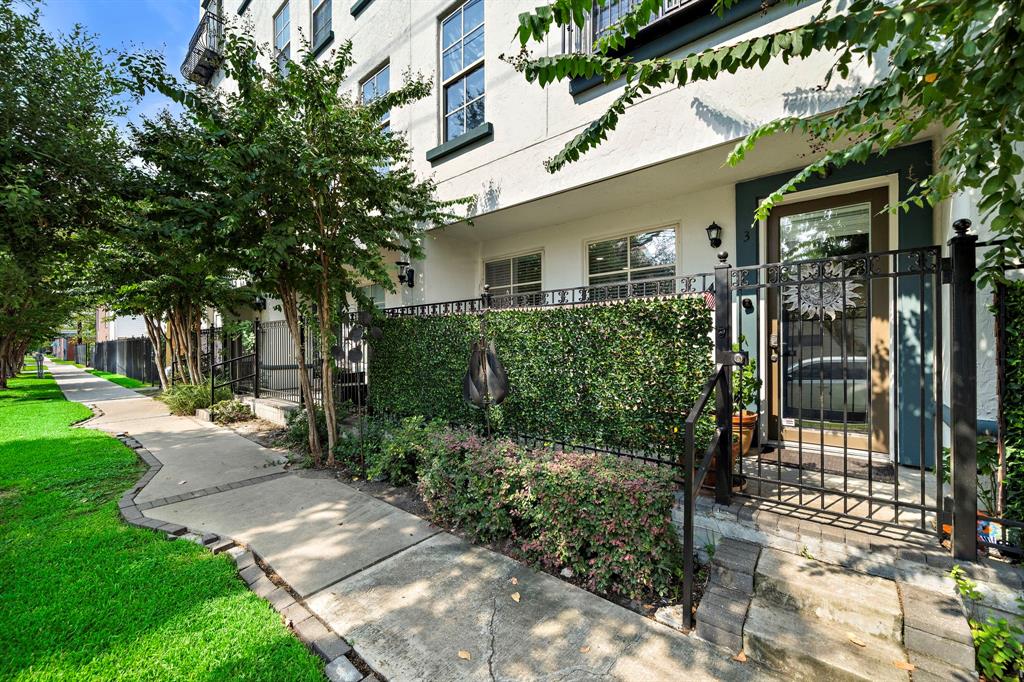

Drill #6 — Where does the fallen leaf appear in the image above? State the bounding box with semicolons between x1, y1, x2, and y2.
511;592;521;603
579;646;591;654
178;480;187;485
457;650;471;661
733;651;747;663
893;661;915;671
510;577;518;585
848;635;867;648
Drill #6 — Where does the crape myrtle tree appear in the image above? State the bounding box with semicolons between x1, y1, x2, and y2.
128;33;469;465
512;0;1024;278
0;0;129;387
93;111;253;390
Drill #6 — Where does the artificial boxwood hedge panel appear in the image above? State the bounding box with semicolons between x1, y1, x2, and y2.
368;313;480;426
368;298;713;454
1002;281;1024;522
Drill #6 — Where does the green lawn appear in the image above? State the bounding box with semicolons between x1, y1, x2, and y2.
85;368;147;389
0;370;323;680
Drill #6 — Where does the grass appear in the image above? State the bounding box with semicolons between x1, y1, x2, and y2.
0;367;323;681
85;368;147;389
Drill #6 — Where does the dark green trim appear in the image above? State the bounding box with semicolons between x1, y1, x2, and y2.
426;122;493;163
570;0;773;96
351;0;373;17
311;31;335;58
237;0;251;15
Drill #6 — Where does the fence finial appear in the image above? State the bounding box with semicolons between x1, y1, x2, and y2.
953;218;972;236
717;250;729;264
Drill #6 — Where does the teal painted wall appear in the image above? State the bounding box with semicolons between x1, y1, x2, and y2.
733;141;937;468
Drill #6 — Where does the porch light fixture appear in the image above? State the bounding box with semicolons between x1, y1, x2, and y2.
395;260;415;288
705;222;723;249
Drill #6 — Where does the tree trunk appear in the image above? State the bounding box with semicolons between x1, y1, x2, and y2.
279;283;323;465
317;275;338;465
144;314;169;391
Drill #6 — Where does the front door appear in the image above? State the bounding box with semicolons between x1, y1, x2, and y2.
765;187;890;458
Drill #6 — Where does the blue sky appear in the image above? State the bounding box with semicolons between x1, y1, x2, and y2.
36;0;197;127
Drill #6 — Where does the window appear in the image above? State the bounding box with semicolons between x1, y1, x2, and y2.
361;284;386;309
312;0;332;47
440;0;484;142
360;63;390;127
485;252;542;297
587;227;676;285
273;2;290;74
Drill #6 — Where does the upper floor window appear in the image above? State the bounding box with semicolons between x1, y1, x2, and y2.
587;227;676;285
485;252;542;297
440;0;484;142
360;63;390;128
312;0;332;47
274;2;291;74
361;284;386;309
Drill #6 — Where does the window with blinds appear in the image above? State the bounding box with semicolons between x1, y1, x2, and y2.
587;227;676;285
485;252;542;297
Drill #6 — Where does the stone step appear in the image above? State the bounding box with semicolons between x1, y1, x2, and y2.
754;548;903;639
744;601;911;682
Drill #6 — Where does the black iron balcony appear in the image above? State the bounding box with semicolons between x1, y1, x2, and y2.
562;0;706;54
181;12;223;86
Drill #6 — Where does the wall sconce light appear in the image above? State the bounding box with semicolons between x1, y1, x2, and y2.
396;260;415;288
706;222;723;249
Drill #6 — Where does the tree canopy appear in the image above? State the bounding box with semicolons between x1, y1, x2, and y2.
0;0;129;385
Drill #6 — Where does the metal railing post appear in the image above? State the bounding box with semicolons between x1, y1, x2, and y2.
949;218;978;560
253;319;261;399
714;251;733;505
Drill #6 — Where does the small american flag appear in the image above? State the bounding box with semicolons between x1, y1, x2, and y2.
702;287;715;310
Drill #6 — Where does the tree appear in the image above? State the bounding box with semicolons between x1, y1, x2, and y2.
127;32;469;464
0;0;129;386
512;0;1024;278
91;111;253;390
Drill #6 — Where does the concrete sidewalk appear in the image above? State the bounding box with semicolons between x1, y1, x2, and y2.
49;362;771;681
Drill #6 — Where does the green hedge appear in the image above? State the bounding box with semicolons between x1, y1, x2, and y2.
414;426;682;599
368;298;713;452
1003;282;1024;522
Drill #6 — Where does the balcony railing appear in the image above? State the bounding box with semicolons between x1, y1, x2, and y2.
562;0;705;54
181;12;223;86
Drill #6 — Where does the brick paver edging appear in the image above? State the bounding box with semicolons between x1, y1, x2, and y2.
95;407;376;682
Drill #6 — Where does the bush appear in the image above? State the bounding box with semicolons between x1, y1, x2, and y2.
283;402;354;459
365;416;447;486
515;451;682;599
417;429;524;542
284;407;328;456
1003;282;1024;523
415;426;682;599
209;399;253;425
161;382;231;416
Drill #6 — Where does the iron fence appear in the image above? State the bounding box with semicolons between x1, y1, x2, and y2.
92;337;159;384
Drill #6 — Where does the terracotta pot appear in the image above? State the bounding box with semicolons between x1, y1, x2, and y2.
732;410;758;458
703;411;756;490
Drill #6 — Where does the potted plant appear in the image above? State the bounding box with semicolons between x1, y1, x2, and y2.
732;341;761;459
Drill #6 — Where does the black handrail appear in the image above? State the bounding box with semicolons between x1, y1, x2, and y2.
680;364;729;630
211;352;256;405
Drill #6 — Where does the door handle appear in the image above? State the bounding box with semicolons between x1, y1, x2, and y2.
769;334;780;363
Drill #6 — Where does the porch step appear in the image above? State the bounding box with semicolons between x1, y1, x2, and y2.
754;548;903;639
744;601;911;682
743;548;911;681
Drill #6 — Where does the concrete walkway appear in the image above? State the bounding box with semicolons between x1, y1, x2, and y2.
48;362;772;681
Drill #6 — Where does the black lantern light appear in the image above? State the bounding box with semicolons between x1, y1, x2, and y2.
395;260;415;288
705;222;723;248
